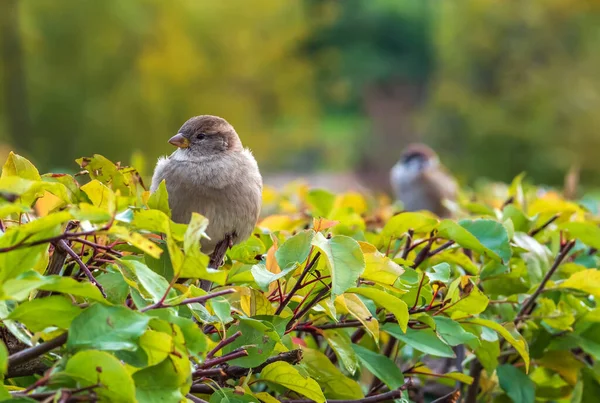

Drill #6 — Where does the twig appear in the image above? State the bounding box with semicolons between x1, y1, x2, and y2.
193;349;303;380
529;214;560;237
287;286;329;329
206;331;242;359
515;240;575;321
0;221;113;254
280;383;410;403
8;333;68;368
57;240;107;298
401;230;414;259
428;240;455;257
186;394;209;403
197;349;249;371
465;360;482;403
411;233;435;268
275;252;321;315
139;289;235;312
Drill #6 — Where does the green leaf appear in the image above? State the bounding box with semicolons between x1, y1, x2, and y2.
443;277;489;319
2;271;106;302
251;262;297;289
228;236;266;264
77;155;131;195
497;364;535;403
139;330;172;366
459;219;512;262
382;323;455;358
300;347;364;400
352;344;405;390
346;287;409;333
560;222;600;250
261;361;326;403
180;213;224;284
275;230;314;270
438;220;505;263
118;258;172;303
1;152;41;180
433;317;480;348
211;389;259;403
132;356;190;403
426;262;451;283
67;304;150;351
381;212;438;238
222;318;277;367
475;339;500;375
8;295;82;332
63;350;136;403
306;189;335;218
147;179;171;216
323;330;360;375
466;318;529;372
312;233;365;298
0;341;7;379
145;310;207;356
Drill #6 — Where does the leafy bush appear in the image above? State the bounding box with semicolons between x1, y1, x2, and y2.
0;152;599;403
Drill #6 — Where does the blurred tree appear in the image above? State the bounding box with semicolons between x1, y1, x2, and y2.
305;0;434;191
421;0;600;186
0;0;31;154
1;0;318;172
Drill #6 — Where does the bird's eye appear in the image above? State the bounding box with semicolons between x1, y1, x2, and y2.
196;133;206;140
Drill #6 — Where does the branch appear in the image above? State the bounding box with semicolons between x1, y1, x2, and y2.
428;240;455;257
57;239;106;298
411;233;435;269
192;349;303;381
465;360;482;403
205;331;242;359
8;332;68;368
515;240;575;321
529;214;560;237
196;349;249;371
280;383;410;403
0;220;113;254
275;252;321;315
287;286;329;329
139;289;235;312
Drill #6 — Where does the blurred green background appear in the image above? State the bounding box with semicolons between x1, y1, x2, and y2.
1;0;600;192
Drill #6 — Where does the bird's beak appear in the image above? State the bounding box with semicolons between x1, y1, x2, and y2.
169;133;190;148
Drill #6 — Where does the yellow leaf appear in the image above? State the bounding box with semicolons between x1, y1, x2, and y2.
466;318;529;373
260;361;326;403
335;294;379;343
560;269;600;297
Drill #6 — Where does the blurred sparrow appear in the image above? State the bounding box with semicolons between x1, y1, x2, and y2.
390;144;456;218
151;115;262;259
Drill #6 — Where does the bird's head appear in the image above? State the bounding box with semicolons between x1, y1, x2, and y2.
399;143;439;173
168;115;243;158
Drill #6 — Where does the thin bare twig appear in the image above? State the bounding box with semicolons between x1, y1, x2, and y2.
8;333;68;368
139;289;235;312
275;252;321;315
206;331;242;360
56;240;106;298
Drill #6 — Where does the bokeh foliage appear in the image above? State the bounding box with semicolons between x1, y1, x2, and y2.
1;153;600;402
2;0;600;185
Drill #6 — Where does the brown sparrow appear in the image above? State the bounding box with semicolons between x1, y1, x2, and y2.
390;144;456;218
150;115;262;257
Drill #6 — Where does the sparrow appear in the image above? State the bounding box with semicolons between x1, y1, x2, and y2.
150;115;262;259
390;143;457;218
